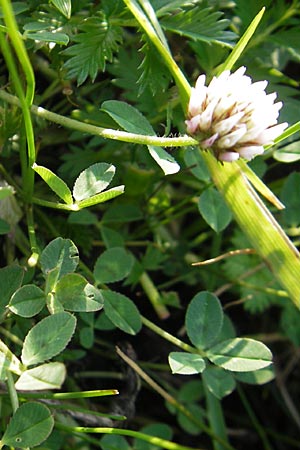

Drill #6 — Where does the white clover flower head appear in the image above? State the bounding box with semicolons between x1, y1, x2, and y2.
185;67;288;162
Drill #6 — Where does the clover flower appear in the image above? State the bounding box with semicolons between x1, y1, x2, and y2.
185;67;288;162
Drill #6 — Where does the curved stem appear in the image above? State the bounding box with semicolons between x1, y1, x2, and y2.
0;90;197;147
56;422;204;450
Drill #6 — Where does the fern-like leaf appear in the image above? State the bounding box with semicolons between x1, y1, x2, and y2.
62;14;122;85
161;6;236;47
138;39;172;95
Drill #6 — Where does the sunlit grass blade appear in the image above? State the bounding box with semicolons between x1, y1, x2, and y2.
238;161;285;210
20;389;119;400
217;7;265;74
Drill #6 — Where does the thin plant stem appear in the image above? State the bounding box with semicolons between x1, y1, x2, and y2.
0;90;198;147
56;422;205;450
141;315;202;355
139;272;170;319
0;1;36;195
122;0;191;107
0;33;29;193
115;346;236;450
0;0;35;103
18;389;119;400
138;0;170;51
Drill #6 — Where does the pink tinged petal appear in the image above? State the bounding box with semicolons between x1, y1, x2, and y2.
239;122;272;142
218;151;240;162
198;98;219;131
238;146;264;160
213;96;238;119
255;122;288;145
213;112;244;135
185;115;200;134
201;133;219;148
217;125;247;148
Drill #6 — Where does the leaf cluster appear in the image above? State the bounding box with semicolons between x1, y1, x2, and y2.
1;0;300;449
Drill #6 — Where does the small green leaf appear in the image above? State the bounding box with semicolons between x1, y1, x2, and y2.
80;326;94;349
161;7;236;46
33;164;73;204
184;147;210;182
202;367;236;399
0;218;10;235
55;273;104;312
0;265;24;315
9;284;45;317
138;41;172;95
0;184;14;200
281;304;300;346
94;247;134;284
185;291;224;349
73;163;116;201
40;237;79;281
102;290;142;335
68;210;98;225
26;31;69;45
0;2;29;18
134;423;173;450
213;315;236;344
177;380;204;403
101;100;155;135
50;0;71;18
76;185;124;209
168;352;206;375
281;172;300;227
62;16;122;85
198;187;232;232
207;338;273;372
274;141;300;163
21;312;77;366
177;403;204;436
148;146;180;175
102;204;143;223
100;226;125;248
94;311;116;331
234;367;275;385
1;402;54;448
0;340;22;379
15;362;66;390
101;100;180;175
100;435;131;450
